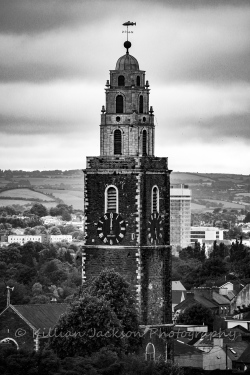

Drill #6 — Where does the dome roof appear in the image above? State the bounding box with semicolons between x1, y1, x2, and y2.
115;53;139;71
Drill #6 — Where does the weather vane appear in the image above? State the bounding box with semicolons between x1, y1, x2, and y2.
122;21;136;41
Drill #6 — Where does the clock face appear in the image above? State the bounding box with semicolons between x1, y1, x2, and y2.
97;212;126;245
147;212;164;244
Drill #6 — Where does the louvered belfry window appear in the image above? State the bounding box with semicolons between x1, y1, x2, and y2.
152;186;158;213
107;187;117;212
142;130;147;156
139;95;143;113
118;75;125;86
114;129;122;155
116;95;123;113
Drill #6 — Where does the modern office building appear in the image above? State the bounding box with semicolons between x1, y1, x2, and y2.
190;226;224;254
170;185;191;256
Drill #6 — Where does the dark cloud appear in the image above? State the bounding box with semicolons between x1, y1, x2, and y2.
182;113;250;143
0;115;82;135
0;0;91;34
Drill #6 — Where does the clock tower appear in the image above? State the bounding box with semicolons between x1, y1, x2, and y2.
83;38;172;325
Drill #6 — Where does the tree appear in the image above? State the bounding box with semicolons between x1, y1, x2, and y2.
49;269;141;357
49;294;123;358
86;269;141;353
30;203;48;217
243;212;250;223
48;226;61;235
177;303;214;330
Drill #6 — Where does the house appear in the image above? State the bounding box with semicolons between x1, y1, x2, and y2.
194;331;250;371
230;279;250;314
172;281;186;315
174;287;231;327
0;303;68;351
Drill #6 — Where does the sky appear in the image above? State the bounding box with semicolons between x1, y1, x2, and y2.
0;0;250;174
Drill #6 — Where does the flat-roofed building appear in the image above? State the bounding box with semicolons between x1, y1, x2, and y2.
191;226;224;254
8;235;43;245
170;185;191;256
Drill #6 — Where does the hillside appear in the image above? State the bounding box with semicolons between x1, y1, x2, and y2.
0;170;249;211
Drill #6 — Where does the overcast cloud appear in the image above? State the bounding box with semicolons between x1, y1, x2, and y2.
0;0;250;173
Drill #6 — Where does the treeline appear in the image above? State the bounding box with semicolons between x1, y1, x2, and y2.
173;240;250;289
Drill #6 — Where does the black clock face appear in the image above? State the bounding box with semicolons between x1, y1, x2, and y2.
147;212;164;244
97;212;126;245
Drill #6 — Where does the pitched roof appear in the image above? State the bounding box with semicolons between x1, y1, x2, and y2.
212;292;230;305
172;281;186;291
237;345;250;363
195;295;218;309
174;339;203;356
226;342;249;362
172;291;186;305
11;303;68;333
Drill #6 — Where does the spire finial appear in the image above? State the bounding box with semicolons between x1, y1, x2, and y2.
122;21;136;54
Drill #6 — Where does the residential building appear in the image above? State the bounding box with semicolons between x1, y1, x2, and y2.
172;281;186;315
170;185;191;256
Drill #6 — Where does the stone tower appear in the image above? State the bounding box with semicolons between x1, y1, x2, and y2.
83;38;172;325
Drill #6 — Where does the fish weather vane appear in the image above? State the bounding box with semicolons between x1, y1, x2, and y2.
122;21;136;41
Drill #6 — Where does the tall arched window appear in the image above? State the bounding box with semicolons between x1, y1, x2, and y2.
139;95;143;113
118;75;125;86
142;130;147;156
116;95;123;113
114;129;122;155
105;185;118;213
136;76;140;86
145;343;155;361
152;186;159;213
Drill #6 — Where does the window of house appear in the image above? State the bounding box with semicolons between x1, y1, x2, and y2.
105;186;118;213
114;129;122;155
137;76;140;86
118;75;125;86
142;130;147;156
139;95;143;113
116;95;124;113
145;343;155;361
152;186;159;213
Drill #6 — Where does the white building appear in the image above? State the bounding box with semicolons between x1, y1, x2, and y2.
190;226;224;253
170;185;191;256
48;235;72;243
8;235;43;245
41;216;62;226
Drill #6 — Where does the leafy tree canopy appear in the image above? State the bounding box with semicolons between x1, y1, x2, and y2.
177;303;214;331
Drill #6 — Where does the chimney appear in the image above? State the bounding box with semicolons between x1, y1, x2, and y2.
186;291;194;299
213;338;223;347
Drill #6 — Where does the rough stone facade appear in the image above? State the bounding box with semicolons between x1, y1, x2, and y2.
83;44;172;326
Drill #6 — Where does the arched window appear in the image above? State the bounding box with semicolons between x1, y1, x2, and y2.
105;185;118;213
142;130;147;156
118;75;125;86
116;95;123;113
152;186;159;213
136;76;140;86
145;343;155;361
114;129;122;155
139;95;143;113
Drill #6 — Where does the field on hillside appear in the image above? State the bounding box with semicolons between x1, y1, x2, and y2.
170;172;214;184
39;189;84;210
191;202;208;211
205;199;244;209
0;188;54;201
